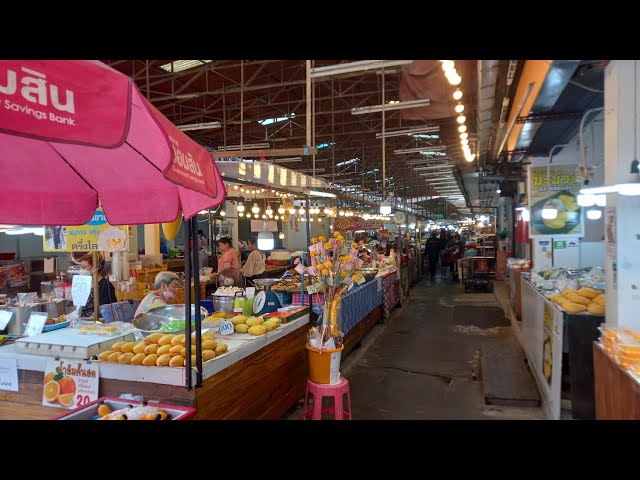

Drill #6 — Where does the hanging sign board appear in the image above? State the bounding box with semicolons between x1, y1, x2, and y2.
528;165;584;238
334;216;383;231
43;208;128;252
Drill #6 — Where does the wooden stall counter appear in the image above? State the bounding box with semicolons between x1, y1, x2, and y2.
0;311;311;420
593;342;640;419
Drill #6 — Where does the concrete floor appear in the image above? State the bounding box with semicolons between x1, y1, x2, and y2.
289;274;546;420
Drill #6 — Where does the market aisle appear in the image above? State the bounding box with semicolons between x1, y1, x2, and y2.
339;276;546;420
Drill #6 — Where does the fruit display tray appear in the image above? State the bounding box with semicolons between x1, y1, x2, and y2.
53;396;196;420
15;330;136;359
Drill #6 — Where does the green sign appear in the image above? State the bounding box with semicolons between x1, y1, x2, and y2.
554;240;566;249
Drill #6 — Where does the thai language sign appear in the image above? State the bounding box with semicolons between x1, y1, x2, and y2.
43;208;128;252
528;165;583;237
333;216;383;231
42;358;99;409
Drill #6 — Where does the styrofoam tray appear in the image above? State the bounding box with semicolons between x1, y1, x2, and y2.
54;397;196;420
15;330;136;359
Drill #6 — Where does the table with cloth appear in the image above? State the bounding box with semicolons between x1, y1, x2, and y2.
338;277;384;335
380;270;400;319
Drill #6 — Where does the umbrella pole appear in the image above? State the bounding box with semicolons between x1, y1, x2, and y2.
184;220;192;391
92;251;99;321
191;218;203;387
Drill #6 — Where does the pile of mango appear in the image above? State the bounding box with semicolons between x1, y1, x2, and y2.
549;287;605;315
230;314;280;335
96;331;228;367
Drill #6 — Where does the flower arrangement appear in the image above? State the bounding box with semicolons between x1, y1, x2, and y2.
306;231;364;350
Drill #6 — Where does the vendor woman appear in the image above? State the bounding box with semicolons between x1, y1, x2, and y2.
79;254;117;318
134;271;180;319
217;237;239;273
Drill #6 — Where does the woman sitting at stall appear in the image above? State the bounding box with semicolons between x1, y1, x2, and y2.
217;237;239;273
79;254;117;319
133;271;179;319
241;238;266;285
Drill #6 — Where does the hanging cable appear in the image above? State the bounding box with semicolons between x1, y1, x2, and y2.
569;79;604;94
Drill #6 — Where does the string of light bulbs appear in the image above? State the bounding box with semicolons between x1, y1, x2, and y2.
440;60;476;163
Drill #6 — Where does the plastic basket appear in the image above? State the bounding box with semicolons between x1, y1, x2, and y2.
292;292;324;306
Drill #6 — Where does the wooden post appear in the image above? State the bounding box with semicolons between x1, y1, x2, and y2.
92;251;100;320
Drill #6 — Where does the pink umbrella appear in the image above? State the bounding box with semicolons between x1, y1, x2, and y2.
0;60;226;226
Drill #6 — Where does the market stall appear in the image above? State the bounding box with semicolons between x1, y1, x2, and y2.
338;278;383;355
0;308;310;420
517;269;606;419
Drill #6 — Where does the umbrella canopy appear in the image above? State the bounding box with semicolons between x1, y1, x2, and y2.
0;60;225;226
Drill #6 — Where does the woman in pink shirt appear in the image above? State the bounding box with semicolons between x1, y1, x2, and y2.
217;237;239;273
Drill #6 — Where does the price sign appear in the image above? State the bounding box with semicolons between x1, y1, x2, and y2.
42;358;99;409
219;320;234;336
0;358;18;392
307;281;325;294
0;310;12;330
24;312;48;337
71;275;92;307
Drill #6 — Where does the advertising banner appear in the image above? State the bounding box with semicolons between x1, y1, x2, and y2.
528;164;583;238
334;216;383;231
43;208;128;252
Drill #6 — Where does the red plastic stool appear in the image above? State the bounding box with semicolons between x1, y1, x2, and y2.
303;376;352;420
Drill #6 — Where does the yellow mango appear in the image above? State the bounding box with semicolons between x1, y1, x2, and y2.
560;301;587;313
145;333;164;345
214;343;228;356
202;350;216;361
169;355;184;368
144;344;159;355
577;288;601;299
130;353;146;365
107;351;120;362
246;317;264;327
156;354;172;366
120;342;137;353
202;340;217;351
171;334;185;346
98;350;112;361
132;342;147;354
118;352;134;364
566;294;591;306
180;346;197;357
235;324;250;333
594;295;606;306
169;344;184;356
248;325;267;336
142;354;158;366
157;334;175;346
110;342;126;352
156;344;172;356
588;303;605;315
231;315;248;325
561;289;578;298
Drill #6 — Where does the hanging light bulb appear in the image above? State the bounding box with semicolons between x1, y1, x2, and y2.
458;125;467;133
461;139;469;146
456;115;466;124
288;206;296;215
266;205;273;216
262;214;267;219
238;212;244;217
441;60;455;72
455;104;464;113
278;205;285;215
275;214;280;220
298;206;305;215
240;187;245;193
237;202;245;213
310;217;314;222
586;208;602;220
279;231;285;239
448;75;462;86
453;89;463;100
253;213;259;219
460;132;468;140
257;221;274;250
252;203;260;214
339;210;345;216
318;217;322;222
219;210;226;217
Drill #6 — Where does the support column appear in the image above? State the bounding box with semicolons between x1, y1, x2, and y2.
144;224;160;255
604;60;640;328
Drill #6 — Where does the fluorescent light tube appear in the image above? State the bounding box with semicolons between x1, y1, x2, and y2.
273;157;302;163
375;125;439;139
352;98;430;115
394;145;446;155
217;143;270;151
311;60;413;79
177;121;221;131
308;190;337;198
